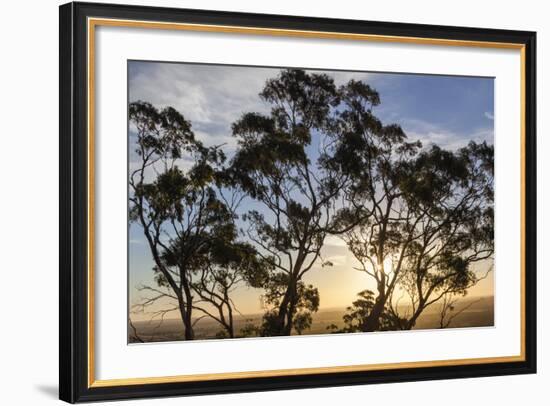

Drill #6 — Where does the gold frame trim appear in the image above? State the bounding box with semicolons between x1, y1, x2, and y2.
87;17;527;388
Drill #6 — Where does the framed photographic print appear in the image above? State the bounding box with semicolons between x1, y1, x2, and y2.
59;2;537;403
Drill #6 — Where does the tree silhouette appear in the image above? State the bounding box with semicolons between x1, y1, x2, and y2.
129;101;266;340
328;290;406;333
129;68;495;340
229;69;360;335
388;143;494;329
330;80;494;331
259;274;320;335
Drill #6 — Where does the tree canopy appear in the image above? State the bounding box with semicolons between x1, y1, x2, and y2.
129;101;268;339
128;68;494;341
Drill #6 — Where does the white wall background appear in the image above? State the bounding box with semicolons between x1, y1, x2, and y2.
0;0;545;405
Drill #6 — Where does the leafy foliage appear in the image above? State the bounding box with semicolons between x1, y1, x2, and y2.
229;69;356;335
129;101;267;339
129;68;494;340
259;273;320;335
328;290;406;333
328;79;494;331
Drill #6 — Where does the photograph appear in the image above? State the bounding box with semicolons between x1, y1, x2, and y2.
127;61;495;343
56;2;536;402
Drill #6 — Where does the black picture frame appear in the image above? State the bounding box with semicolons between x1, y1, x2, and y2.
59;1;537;403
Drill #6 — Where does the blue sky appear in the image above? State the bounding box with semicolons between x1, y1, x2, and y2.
128;61;494;318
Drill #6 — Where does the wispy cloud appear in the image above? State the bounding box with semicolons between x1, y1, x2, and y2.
129;62;494;165
129;62;273;150
128;63;374;171
402;118;493;150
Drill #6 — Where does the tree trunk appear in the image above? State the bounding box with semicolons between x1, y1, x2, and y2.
176;293;194;340
405;302;425;330
227;300;235;338
362;295;386;332
272;252;306;335
274;280;295;335
362;275;387;332
282;293;299;336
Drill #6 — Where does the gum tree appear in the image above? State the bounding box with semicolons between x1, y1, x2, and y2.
229;69;349;336
330;81;494;331
129;101;266;340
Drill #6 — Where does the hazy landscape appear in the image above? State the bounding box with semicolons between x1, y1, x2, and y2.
130;296;494;343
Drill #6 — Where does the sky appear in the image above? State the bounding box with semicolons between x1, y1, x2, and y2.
128;60;495;319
